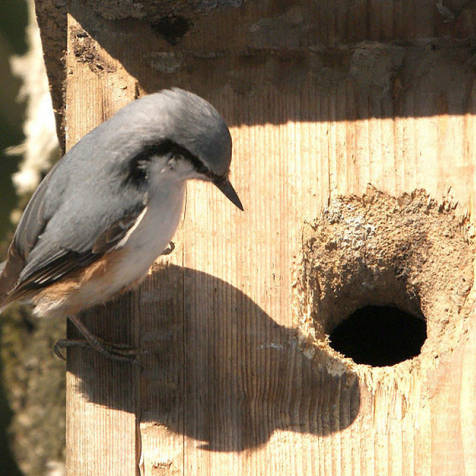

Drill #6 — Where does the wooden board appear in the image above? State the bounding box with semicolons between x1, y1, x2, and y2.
64;15;140;475
49;1;476;474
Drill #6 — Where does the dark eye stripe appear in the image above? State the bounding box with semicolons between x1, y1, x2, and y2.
127;139;220;186
186;152;220;181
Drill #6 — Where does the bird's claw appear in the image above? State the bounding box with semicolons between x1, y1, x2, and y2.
161;241;175;255
54;338;142;365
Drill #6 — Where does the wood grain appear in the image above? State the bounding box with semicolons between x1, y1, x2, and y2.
45;1;476;474
64;14;140;475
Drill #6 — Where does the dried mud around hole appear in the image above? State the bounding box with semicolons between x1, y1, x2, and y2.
294;187;474;387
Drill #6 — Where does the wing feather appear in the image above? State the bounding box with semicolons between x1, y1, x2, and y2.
1;120;149;306
8;207;145;299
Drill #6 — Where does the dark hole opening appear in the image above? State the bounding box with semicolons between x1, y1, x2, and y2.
328;305;427;367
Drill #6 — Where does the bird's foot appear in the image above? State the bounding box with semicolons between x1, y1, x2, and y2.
54;337;140;364
160;241;175;255
55;314;142;364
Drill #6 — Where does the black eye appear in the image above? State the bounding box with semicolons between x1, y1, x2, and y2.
129;159;148;184
125;142;172;186
126;150;151;187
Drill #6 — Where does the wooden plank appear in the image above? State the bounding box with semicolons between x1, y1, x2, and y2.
45;1;476;475
64;13;140;475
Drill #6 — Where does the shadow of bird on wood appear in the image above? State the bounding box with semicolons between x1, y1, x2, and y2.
69;264;360;451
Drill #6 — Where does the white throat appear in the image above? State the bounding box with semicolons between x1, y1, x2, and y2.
112;177;186;289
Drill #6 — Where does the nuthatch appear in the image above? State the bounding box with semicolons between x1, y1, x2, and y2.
0;88;243;362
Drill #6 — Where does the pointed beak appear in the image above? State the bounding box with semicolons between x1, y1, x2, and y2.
214;177;244;211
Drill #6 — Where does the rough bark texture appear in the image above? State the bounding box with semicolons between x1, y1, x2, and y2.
1;306;65;476
35;0;476;475
0;2;65;475
33;0;67;150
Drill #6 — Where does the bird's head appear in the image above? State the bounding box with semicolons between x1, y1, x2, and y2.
105;88;243;210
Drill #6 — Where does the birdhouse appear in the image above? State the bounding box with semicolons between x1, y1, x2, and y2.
34;0;476;474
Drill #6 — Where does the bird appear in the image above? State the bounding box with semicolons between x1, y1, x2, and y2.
0;88;243;362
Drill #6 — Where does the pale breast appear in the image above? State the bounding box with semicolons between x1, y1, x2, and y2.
112;182;186;286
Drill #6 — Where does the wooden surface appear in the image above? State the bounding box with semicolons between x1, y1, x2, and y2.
39;0;476;474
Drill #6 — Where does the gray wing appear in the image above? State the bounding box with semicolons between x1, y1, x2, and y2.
15;210;143;292
0;165;59;302
1;150;147;301
5;207;145;301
